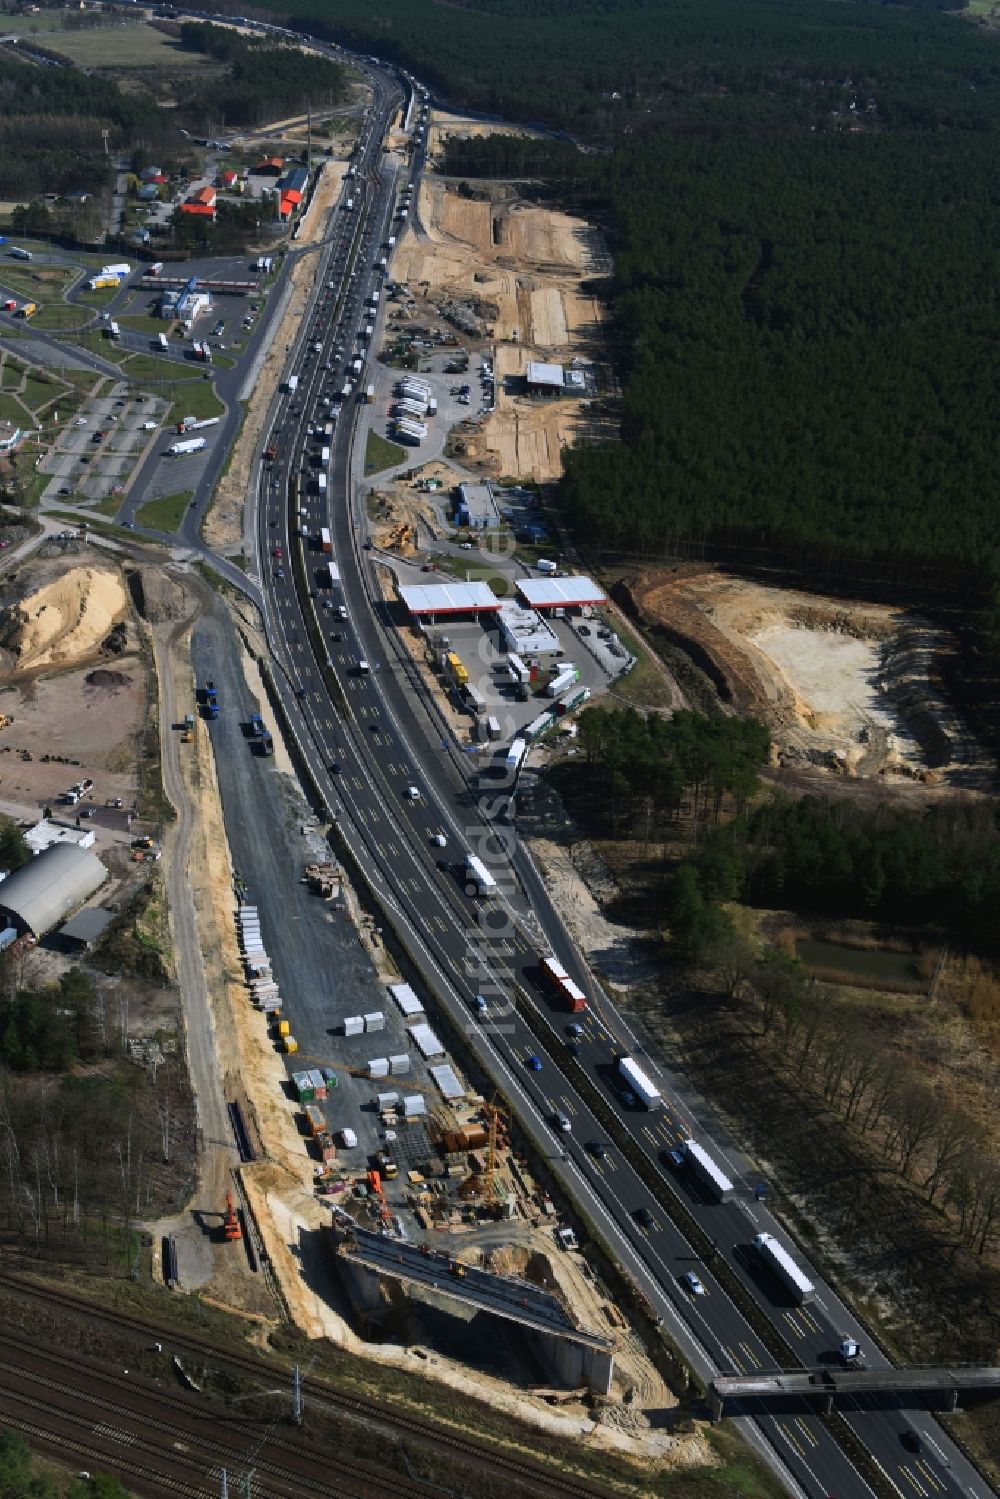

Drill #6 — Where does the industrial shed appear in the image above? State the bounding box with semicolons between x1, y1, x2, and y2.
0;843;108;939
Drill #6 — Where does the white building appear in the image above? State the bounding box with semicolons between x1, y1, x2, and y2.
24;820;97;857
497;602;562;657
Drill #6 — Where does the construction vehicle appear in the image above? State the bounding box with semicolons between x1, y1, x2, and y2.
0;715;13;732
223;1192;241;1242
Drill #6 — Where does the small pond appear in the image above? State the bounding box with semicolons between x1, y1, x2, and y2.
795;939;923;989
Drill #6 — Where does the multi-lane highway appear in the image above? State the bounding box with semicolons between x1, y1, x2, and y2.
122;18;993;1499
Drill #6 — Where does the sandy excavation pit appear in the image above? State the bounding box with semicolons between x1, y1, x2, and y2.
627;568;989;783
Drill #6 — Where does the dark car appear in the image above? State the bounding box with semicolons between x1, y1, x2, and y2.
329;761;341;775
586;1141;610;1161
634;1207;654;1229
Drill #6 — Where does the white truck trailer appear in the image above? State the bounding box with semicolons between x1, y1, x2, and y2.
505;737;526;772
618;1055;663;1110
464;853;496;896
680;1138;735;1202
753;1233;815;1304
167;437;207;456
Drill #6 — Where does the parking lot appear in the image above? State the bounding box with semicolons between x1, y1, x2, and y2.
421;610;629;747
39;385;171;506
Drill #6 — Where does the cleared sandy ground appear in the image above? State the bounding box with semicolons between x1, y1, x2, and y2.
425;109;546;164
0;558;142;813
392;174;609;483
1;565;127;673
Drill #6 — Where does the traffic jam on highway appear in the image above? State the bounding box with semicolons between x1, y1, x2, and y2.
165;20;990;1499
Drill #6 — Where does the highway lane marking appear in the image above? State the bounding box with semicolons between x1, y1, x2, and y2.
776;1421;806;1459
724;1346;746;1374
782;1312;806;1339
866;1457;905;1499
900;1467;928;1496
915;1462;944;1493
739;1342;758;1368
792;1418;818;1449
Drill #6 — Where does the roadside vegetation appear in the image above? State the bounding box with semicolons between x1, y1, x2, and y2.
134;490;192;533
364;429;405;474
0;1428;128;1499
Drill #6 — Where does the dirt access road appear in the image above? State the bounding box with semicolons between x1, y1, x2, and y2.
150;580;244;1292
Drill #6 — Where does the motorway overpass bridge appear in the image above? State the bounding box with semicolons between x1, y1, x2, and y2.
332;1224;615;1394
710;1367;1000;1420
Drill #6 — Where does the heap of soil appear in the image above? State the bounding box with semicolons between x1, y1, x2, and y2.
0;565;127;673
85;668;132;689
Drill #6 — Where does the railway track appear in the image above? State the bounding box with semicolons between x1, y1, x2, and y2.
0;1328;437;1499
0;1272;614;1499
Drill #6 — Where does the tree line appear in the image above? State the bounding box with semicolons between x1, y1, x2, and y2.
713;949;1000;1273
0;1428;128;1498
444;124;1000;603
0;55;161;200
569;711;1000;954
178;21;346;126
688;795;1000;953
576;705;770;827
273;0;990;137
0;937;192;1268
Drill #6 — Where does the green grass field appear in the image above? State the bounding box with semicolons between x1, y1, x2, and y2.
76;285;121;309
0;393;26;424
430;555;517;597
20;375;62;414
365;429;406;474
0;265;75;301
0;357;23;391
85;495;130;517
135;490;192;532
16;20;220;70
29;304;91;332
163;384;225;424
120;313;175;337
71;331;129;365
